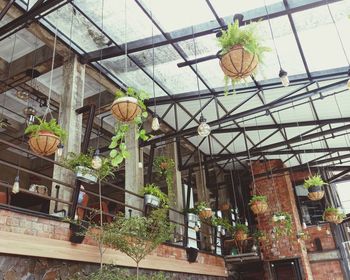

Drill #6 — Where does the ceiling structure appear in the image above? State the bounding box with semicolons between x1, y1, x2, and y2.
0;0;349;179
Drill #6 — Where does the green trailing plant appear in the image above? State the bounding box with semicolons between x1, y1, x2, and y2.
140;183;169;208
71;267;169;280
102;209;174;280
195;201;211;212
109;88;150;167
183;207;198;215
249;195;267;205
217;20;270;94
233;223;249;234
154;156;175;201
211;216;233;232
63;149;115;180
272;211;293;237
323;207;346;220
24;116;67;141
303;174;327;189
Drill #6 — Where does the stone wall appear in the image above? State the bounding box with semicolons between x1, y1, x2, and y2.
0;254;226;280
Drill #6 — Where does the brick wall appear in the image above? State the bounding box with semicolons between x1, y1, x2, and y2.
0;209;225;277
310;260;344;280
304;224;335;252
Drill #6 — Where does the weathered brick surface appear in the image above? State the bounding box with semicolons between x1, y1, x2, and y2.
310;260;344;280
0;209;225;275
304;224;335;252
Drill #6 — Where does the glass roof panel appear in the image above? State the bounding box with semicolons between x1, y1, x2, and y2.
292;2;350;72
74;0;162;45
143;0;215;32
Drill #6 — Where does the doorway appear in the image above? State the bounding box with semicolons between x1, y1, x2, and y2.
270;259;303;280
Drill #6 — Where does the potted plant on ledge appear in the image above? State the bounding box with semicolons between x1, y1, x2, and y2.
323;207;346;224
184;207;199;223
25;117;66;156
304;174;327;201
141;183;169;208
212;216;233;236
111;87;148;122
249;195;268;215
217;20;270;94
233;223;249;241
196;201;213;220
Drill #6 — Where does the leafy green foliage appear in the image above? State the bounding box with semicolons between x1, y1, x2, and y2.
233;223;249;234
154;156;175;202
323;207;346;221
62;149;115;180
211;216;233;232
24;116;67;141
195;201;210;212
183;207;198;215
109;88;151;168
102;209;174;278
71;267;169;280
304;174;327;189
272;211;293;237
140;184;169;208
249;195;267;205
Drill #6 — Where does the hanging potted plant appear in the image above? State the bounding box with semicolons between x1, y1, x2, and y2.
140;184;169;208
154;156;175;200
111;88;148;122
63;150;115;184
25;117;66;156
249;195;268;215
272;211;293;237
304;174;327;201
217;20;270;94
196;201;213;220
233;223;249;241
212;216;233;236
323;207;346;224
109;89;149;168
184;207;199;223
219;201;231;212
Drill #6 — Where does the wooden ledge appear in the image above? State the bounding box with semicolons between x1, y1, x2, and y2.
0;231;227;277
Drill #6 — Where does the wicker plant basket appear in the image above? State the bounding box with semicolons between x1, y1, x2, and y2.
250;200;268;215
219;203;230;212
235;230;248;241
324;212;339;223
111;96;141;122
308;191;325;201
198;208;213;220
219;45;259;80
28;131;60;156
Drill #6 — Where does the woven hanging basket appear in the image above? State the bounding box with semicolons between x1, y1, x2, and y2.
111;97;141;122
250;200;268;215
308;191;325;201
219;45;259;80
28;131;60;156
235;230;248;241
324;212;339;223
198;208;213;220
219;203;231;212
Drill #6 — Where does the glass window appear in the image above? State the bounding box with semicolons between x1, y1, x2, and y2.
335;181;350;214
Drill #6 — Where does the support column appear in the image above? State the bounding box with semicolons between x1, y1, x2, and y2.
125;123;143;216
50;55;85;214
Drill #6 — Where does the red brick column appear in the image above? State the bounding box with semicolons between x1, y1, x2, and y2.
251;160;314;280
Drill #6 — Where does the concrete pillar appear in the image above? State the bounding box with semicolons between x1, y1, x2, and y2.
125;123;143;216
50;55;85;214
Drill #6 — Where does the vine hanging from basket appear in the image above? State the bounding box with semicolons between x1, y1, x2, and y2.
217;20;270;95
154;156;175;200
109;88;150;167
271;211;293;237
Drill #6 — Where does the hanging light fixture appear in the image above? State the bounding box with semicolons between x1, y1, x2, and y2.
15;90;29;101
92;149;103;170
347;68;350;90
23;106;37;125
197;116;210;137
151;113;160;131
57;143;64;157
12;175;20;194
279;69;289;87
302;221;307;230
316;223;322;231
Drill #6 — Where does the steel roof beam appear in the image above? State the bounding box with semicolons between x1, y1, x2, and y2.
0;0;15;21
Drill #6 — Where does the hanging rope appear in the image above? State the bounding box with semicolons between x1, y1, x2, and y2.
124;0;128;73
192;26;203;118
151;11;157;114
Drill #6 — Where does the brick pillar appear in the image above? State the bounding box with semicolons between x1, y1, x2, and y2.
50;55;85;214
251;160;313;280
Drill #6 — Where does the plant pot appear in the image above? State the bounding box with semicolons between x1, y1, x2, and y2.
235;230;248;241
219;44;259;80
198;208;213;220
69;221;89;244
324;211;339;223
219;203;230;211
250;200;268;215
144;194;160;207
186;247;199;263
308;185;324;201
75;166;97;184
217;225;226;236
187;213;199;223
111;97;141;122
28;131;60;156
